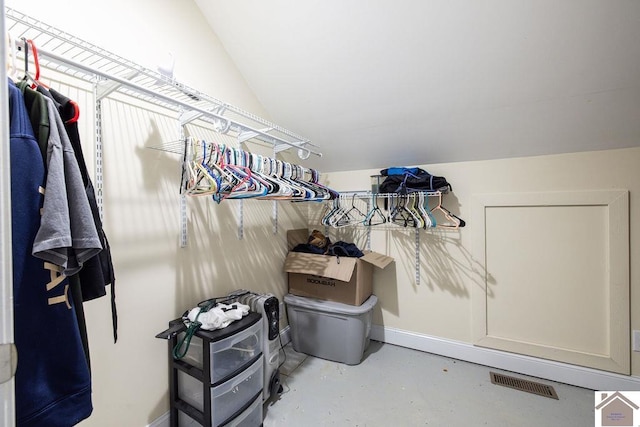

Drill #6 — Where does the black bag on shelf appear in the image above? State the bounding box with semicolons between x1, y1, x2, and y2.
379;167;451;194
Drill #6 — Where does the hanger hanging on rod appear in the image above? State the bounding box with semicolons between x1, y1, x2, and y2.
289;163;331;201
406;194;425;229
389;194;417;228
330;194;352;227
417;192;436;229
16;38;81;123
18;38;42;89
182;139;336;203
364;193;387;226
330;194;366;228
430;192;465;229
184;140;220;197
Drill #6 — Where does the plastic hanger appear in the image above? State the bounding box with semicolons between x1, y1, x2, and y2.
259;158;295;200
364;193;387;226
289;165;322;201
329;194;353;227
332;194;367;227
325;195;353;226
221;147;266;199
66;99;80;124
278;161;310;199
210;145;254;202
22;38;80;123
181;139;335;203
251;154;282;197
417;192;436;228
245;153;274;197
321;198;341;226
390;195;417;228
406;193;425;228
430;192;465;229
293;166;335;201
20;38;42;89
28;39;41;88
293;165;326;201
184;140;220;196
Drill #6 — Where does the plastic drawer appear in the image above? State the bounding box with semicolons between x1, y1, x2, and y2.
179;318;263;385
220;393;262;427
177;411;199;427
177;393;262;427
178;356;263;426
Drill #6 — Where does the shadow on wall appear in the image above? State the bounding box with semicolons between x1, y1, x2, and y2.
173;183;312;315
420;231;494;298
102;104;186;271
135;120;183;193
103;100;306;305
304;195;495;319
384;222;493;301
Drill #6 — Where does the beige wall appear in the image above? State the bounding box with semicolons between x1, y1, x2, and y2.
322;147;640;377
6;1;305;426
6;1;640;426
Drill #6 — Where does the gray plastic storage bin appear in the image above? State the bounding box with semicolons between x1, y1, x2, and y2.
284;293;378;365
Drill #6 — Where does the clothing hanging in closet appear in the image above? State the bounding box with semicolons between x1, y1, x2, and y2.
9;78;93;427
33;83;118;342
8;49;117;424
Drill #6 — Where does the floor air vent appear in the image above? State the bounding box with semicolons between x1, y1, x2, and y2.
490;372;558;400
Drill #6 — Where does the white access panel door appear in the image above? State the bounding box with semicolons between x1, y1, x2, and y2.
472;190;630;374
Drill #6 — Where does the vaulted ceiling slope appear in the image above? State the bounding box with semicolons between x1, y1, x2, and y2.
195;1;640;172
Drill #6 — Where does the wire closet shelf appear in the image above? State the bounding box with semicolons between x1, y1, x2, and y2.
5;7;320;158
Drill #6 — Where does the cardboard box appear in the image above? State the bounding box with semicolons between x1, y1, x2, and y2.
283;229;394;306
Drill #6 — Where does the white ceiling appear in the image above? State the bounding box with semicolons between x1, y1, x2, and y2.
195;0;640;172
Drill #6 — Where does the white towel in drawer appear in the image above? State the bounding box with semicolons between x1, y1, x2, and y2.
178;356;264;426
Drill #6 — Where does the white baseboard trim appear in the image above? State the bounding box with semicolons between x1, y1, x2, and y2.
279;325;291;347
151;324;640;426
370;324;640;391
147;411;169;427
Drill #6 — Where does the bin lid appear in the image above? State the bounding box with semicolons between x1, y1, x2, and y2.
284;293;378;315
155;312;261;342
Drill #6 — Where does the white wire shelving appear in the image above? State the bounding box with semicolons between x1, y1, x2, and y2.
5;7;320;158
5;6;323;246
313;189;465;286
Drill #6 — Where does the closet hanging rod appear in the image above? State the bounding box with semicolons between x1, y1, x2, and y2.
16;42;321;158
336;190;443;198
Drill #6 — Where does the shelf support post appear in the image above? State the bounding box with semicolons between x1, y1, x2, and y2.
272;146;278;235
238;200;244;240
415;228;421;286
93;78;105;222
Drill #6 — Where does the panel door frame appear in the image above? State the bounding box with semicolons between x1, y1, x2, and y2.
471;190;630;374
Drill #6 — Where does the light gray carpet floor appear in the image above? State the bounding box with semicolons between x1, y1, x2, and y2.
262;341;594;427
